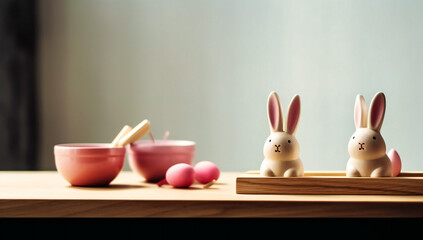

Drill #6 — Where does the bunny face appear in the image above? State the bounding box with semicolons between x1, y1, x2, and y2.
264;132;299;161
348;128;386;160
263;92;301;161
348;92;387;161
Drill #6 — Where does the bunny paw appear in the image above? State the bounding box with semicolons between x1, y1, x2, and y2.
370;168;391;177
283;168;298;177
346;168;361;177
260;168;275;177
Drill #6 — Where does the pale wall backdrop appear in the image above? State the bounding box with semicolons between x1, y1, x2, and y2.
38;0;423;172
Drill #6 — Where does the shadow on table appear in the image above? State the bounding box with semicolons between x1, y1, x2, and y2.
67;184;145;190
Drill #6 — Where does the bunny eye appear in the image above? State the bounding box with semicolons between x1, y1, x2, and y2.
373;136;376;140
288;140;291;143
352;136;355;139
269;139;271;142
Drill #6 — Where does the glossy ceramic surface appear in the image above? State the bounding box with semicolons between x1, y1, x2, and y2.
128;140;195;182
54;144;125;186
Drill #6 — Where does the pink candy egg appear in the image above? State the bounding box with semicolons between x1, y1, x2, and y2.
194;161;220;184
164;163;195;188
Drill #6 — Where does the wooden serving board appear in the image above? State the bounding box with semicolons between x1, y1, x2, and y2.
236;171;423;195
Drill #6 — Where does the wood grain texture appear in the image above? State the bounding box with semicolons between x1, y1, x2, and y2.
3;200;423;218
236;171;423;195
1;171;423;217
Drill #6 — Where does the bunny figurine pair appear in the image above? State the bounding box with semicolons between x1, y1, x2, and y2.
260;91;402;178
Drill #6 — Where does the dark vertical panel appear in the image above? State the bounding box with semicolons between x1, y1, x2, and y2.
0;0;38;170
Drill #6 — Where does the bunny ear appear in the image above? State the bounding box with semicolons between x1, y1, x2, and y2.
267;91;283;132
368;92;386;131
286;95;301;135
354;94;367;129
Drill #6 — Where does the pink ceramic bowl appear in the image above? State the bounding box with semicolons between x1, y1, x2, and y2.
54;144;125;186
128;140;196;182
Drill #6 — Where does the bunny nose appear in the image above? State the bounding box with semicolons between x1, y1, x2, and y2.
358;142;365;150
275;144;281;152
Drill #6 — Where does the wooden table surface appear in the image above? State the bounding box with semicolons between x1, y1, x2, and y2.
1;171;423;217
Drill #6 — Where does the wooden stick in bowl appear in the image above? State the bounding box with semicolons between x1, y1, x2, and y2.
111;125;133;147
117;119;151;147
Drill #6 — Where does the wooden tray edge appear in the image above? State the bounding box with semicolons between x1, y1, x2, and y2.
236;171;423;195
242;170;423;178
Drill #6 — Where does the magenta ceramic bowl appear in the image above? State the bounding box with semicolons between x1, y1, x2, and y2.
128;140;196;182
54;144;125;186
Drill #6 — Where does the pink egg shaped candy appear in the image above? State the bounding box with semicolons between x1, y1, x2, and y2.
165;163;195;188
194;161;220;184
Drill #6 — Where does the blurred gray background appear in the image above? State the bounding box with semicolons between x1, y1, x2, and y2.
38;0;423;172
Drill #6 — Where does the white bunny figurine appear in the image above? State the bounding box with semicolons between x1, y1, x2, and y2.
347;92;402;177
260;91;304;177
